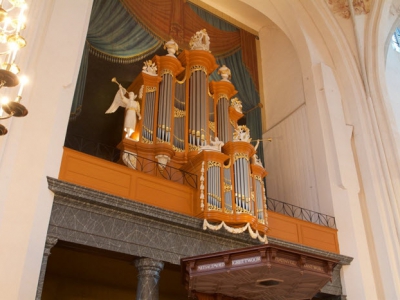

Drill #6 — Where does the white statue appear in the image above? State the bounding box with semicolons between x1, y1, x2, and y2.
252;139;263;167
189;29;210;51
233;125;252;142
142;60;158;75
231;97;243;113
200;137;224;152
164;39;179;57
106;78;142;139
218;65;231;82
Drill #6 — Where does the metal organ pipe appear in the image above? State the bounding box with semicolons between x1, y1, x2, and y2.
224;167;232;211
166;74;172;142
196;71;201;146
143;91;155;142
217;166;221;209
189;74;194;146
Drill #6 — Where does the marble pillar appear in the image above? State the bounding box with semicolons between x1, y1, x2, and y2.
134;257;164;300
35;236;58;300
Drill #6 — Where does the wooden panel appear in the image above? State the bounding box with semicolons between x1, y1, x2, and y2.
268;211;339;253
266;213;299;243
300;225;339;252
59;151;132;197
59;148;194;215
135;176;193;213
58;148;339;254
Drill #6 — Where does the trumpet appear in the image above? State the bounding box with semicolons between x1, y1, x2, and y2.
111;77;121;86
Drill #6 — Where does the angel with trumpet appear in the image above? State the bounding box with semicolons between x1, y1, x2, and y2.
106;77;141;139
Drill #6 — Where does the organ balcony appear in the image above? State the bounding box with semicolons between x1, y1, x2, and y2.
59;31;339;253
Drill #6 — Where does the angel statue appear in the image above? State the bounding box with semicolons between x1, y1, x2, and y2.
106;78;142;139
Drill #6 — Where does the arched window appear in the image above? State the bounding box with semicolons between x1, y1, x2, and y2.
392;28;400;52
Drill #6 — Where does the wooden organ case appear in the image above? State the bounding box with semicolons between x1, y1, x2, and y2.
118;32;268;242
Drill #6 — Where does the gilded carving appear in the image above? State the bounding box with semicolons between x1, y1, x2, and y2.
190;65;207;74
141;136;153;144
189;144;200;151
146;86;157;93
160;69;173;76
174;107;186;118
172;145;184;152
234;152;249;161
208;121;215;133
224;183;232;192
208;161;221;168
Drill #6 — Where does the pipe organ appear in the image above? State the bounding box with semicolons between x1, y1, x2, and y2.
116;30;268;242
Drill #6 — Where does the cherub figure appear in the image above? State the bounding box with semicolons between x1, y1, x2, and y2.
106;78;142;139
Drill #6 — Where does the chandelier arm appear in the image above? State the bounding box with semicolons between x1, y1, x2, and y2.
0;112;13;119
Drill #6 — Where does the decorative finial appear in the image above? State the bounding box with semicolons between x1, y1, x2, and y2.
142;60;157;76
218;65;231;82
164;39;179;57
189;29;210;51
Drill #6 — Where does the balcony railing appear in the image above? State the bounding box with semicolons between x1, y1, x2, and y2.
64;134;336;229
266;197;336;229
64;134;197;189
122;152;197;189
65;134;120;162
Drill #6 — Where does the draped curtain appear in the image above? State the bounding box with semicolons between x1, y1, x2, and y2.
71;0;263;161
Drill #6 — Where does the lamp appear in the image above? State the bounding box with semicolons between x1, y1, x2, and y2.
0;0;28;136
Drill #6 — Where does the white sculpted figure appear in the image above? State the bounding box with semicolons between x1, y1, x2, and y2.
252;139;263;167
106;79;142;139
189;29;210;51
230;97;243;113
142;60;158;75
233;125;252;142
200;137;224;152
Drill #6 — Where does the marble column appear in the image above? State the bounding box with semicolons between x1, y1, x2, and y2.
134;257;164;300
35;236;58;300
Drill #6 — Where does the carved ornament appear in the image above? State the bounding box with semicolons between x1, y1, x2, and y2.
189;29;210;51
142;60;158;76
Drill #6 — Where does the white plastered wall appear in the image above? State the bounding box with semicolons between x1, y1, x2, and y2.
0;0;93;299
259;25;321;212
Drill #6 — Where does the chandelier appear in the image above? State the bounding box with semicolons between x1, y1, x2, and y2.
0;0;28;136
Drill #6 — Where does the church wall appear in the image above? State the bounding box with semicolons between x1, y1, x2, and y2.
257;25;320;212
262;105;319;212
385;45;400;142
258;25;305;131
